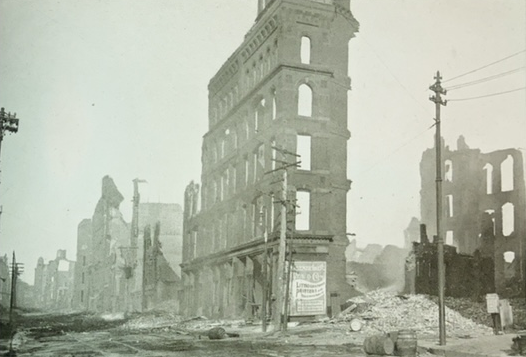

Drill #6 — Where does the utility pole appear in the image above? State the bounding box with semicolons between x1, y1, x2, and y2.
0;108;20;228
283;201;296;331
260;207;268;332
0;107;20;162
8;251;23;354
131;178;147;248
275;166;288;330
128;178;145;312
429;71;447;345
267;146;300;331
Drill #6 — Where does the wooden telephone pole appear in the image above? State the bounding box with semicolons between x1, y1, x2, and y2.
268;146;300;331
429;71;447;345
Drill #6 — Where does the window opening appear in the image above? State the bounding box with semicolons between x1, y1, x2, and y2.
501;155;514;192
295;191;310;231
445;230;454;246
297;135;311;170
446;194;453;217
445;160;453;182
300;36;311;64
502;202;514;236
298;84;313;117
483;163;493;194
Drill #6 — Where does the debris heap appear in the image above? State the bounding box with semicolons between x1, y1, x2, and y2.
342;291;493;337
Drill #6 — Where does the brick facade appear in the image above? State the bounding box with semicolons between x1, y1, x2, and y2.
181;0;359;319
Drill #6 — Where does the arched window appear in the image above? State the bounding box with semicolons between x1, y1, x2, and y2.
300;36;311;64
502;202;514;236
483;163;493;194
501;155;514;192
298;84;313;117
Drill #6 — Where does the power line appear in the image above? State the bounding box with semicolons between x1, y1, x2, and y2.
445;67;525;91
448;87;526;102
354;124;434;178
443;49;526;83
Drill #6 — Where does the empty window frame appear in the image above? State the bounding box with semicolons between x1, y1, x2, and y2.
245;157;250;186
483;163;493;194
295;191;311;231
501;155;514;192
272;92;277;120
444;160;453;182
445;230;454;246
298;84;313;117
297;135;311;170
502;202;514;236
446;194;454;217
300;36;311;64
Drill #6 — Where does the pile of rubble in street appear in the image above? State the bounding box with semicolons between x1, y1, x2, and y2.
338;290;493;337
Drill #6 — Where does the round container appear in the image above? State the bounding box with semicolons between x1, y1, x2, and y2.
395;329;417;356
363;334;395;355
208;327;226;340
350;318;363;332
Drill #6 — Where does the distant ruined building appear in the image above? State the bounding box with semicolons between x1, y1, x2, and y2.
407;136;526;297
72;176;182;313
33;250;75;311
0;255;9;308
182;0;359;319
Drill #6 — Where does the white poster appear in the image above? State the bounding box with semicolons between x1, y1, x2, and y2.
289;261;326;316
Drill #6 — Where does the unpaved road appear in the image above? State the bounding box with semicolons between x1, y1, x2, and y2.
1;312;366;356
3;329;364;356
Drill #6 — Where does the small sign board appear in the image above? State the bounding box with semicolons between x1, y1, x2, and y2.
289;261;327;316
486;293;500;314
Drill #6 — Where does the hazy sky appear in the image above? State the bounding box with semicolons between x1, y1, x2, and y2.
1;0;525;284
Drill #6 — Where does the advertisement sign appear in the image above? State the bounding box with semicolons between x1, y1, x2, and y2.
289;261;326;316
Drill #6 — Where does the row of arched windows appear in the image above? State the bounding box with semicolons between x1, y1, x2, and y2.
211;34;314;126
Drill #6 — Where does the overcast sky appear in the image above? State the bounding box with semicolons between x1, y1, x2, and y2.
1;0;525;284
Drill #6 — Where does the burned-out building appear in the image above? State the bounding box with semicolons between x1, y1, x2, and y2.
141;222;180;310
73;178;183;313
72;176;131;313
72;219;92;311
134;203;182;311
416;136;526;297
181;0;359;319
0;255;9;309
33;250;76;311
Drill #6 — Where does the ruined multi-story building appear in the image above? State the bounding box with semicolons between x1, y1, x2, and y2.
72;176;131;313
33;250;75;311
419;136;526;296
133;203;182;310
181;0;359;319
72;219;92;310
72;177;183;313
0;255;10;308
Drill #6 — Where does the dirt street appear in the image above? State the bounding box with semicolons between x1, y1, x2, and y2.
0;311;369;356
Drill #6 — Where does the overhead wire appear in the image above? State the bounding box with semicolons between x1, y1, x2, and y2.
448;87;526;102
443;49;526;83
445;67;525;91
354;123;435;178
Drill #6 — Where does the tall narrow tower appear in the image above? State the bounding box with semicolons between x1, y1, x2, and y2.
182;0;359;319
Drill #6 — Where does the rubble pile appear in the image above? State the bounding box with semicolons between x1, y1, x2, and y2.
121;310;182;331
342;291;493;337
440;296;525;330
